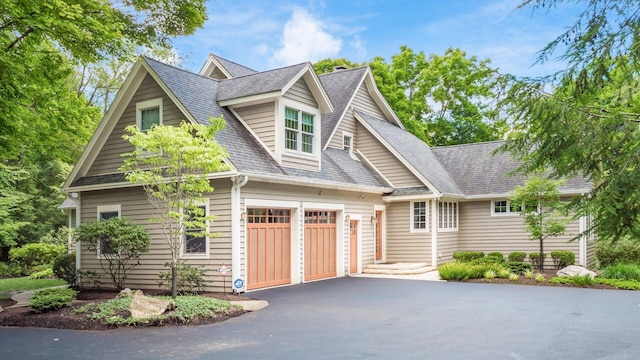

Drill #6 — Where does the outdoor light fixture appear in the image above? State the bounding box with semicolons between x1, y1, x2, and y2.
371;216;377;224
345;215;351;222
240;211;247;221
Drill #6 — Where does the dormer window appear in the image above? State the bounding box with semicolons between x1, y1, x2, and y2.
285;107;314;154
343;132;353;155
136;98;163;132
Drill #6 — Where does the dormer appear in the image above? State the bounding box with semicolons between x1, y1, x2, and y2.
199;53;257;80
217;63;333;171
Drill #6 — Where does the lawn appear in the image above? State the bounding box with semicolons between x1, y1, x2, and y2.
0;277;67;293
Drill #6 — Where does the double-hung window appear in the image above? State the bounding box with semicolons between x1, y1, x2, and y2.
411;201;428;231
343;132;353;154
136;98;163;132
285;107;314;154
492;200;533;215
184;205;208;256
438;201;458;231
96;205;121;256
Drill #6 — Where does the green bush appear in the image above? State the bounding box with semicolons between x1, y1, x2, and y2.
505;261;532;274
0;261;20;277
53;253;77;284
452;251;484;263
550;275;596;286
9;243;66;275
438;261;506;281
29;287;77;313
29;268;54;279
596;278;640;290
529;252;547;269
486;252;504;261
550;251;575;269
469;257;504;265
158;261;209;294
596;237;640;267
508;252;526;262
600;263;640;281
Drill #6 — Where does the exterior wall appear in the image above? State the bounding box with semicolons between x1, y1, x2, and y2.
79;179;233;291
385;201;432;264
356;122;423;187
87;73;187;176
240;182;384;287
209;67;228;80
283;78;318;108
281;153;319;170
234;102;276;153
457;200;582;268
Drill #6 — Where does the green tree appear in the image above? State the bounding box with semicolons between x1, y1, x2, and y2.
369;46;509;146
75;217;150;289
120;119;230;298
510;177;568;272
313;58;363;74
500;0;640;241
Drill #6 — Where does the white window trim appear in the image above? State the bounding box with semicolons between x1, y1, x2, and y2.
490;200;522;217
410;200;429;233
276;98;321;162
136;98;163;131
342;131;354;157
437;200;458;232
180;200;210;259
96;204;121;258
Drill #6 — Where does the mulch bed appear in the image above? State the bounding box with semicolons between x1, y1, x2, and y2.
0;289;249;331
462;270;618;290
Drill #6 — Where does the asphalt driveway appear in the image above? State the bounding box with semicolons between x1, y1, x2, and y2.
1;277;640;359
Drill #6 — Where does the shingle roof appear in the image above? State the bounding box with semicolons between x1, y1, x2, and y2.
355;111;463;196
318;67;368;147
212;54;257;78
217;63;308;101
431;141;592;196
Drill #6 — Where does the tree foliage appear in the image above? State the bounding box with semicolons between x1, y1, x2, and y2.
369;46;509;146
510;177;568;271
75;217;150;290
120;118;230;298
500;0;640;241
312;58;363;74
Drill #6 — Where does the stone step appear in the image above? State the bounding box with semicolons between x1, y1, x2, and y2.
365;262;430;271
363;263;435;275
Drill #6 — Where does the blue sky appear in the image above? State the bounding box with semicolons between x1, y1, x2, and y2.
173;0;581;78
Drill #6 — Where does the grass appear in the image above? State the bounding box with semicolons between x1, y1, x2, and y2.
600;263;640;281
0;277;67;293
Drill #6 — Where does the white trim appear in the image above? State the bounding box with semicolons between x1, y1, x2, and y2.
579;215;587;266
490;199;522;217
437;200;459;232
342;131;354;157
96;204;121;258
230;176;248;292
374;204;386;263
383;193;438;202
218;91;281;108
355;150;395;188
245;199;299;209
363;68;404;129
278;98;322;166
322;70;367;150
431;200;438;266
465;189;591;200
282;65;334;113
66;171;238;192
346;214;363;274
354;112;440;196
410;200;429;233
75;194;82;274
136;98;163;131
179;201;210;259
240;171;392;194
199;54;232;79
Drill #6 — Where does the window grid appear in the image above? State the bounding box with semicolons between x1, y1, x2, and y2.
140;107;160;131
184;206;207;254
413;201;427;230
343;135;352;152
438;201;458;230
284;107;314;154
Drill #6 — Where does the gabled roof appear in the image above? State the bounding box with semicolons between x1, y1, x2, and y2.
199;53;257;79
431;141;592;197
318;67;368;147
355;111;463;197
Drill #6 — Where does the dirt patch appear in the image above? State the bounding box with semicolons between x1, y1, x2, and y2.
0;289;250;330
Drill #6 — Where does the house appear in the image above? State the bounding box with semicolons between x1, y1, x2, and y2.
62;54;593;292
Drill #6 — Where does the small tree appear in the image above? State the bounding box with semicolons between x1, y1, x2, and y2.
120;118;229;298
75;217;150;289
510;176;567;272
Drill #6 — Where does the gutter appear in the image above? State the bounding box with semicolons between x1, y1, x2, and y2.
240;172;392;194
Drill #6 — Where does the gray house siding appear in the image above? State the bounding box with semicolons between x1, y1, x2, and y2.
234;102;276;153
385;201;432;264
283;78;318;108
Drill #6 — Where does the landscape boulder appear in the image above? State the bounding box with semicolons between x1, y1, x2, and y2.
117;288;132;298
128;290;176;319
0;305;3;313
556;265;597;279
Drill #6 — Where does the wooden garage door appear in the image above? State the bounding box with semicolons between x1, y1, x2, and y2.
304;211;337;281
247;209;291;290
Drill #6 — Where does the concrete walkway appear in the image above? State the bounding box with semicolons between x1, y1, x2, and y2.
353;268;443;281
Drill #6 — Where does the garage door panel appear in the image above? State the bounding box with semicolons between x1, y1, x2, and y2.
304;211;337;281
247;209;291;290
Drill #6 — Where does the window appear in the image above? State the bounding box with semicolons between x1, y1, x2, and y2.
343;132;353;154
284;107;314;154
438;201;458;231
411;201;428;231
97;205;121;256
184;204;208;256
136;98;163;132
492;200;533;215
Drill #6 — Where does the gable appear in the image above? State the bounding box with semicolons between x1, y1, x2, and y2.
353;82;387;120
232;101;276;154
86;73;190;177
283;78;318;108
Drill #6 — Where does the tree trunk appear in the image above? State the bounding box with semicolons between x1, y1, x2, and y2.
171;263;178;299
539;239;544;272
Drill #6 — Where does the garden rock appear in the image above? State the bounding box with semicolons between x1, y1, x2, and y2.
0;305;3;313
128;290;175;319
117;288;132;298
557;265;597;279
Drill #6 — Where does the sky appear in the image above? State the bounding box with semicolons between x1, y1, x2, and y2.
172;0;582;78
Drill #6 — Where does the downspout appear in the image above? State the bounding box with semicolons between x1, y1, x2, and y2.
231;175;248;293
73;193;81;276
431;199;438;266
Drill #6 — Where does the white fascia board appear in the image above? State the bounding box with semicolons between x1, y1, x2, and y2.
462;188;590;201
66;171;238;192
198;54;232;78
281;64;334;113
353;112;442;197
356;150;395;188
218;91;281;108
322;70;367;151
383;194;438;202
240;172;392;194
364;68;405;130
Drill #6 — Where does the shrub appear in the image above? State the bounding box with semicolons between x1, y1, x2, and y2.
29;287;77;313
469;257;504;265
550;251;575;269
534;273;546;282
600;263;640;281
9;243;66;275
438;262;474;281
524;269;534;279
53;253;77;285
29;268;54;279
0;261;20;277
497;268;511;278
505;261;532;274
596;236;640;267
508;273;520;281
452;251;484;263
550;275;596;286
596;278;640;290
487;252;504;261
158;261;209;294
529;252;547;269
508;252;526;262
484;269;496;279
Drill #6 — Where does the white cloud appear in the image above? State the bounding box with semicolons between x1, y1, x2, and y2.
350;35;366;60
269;7;342;66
